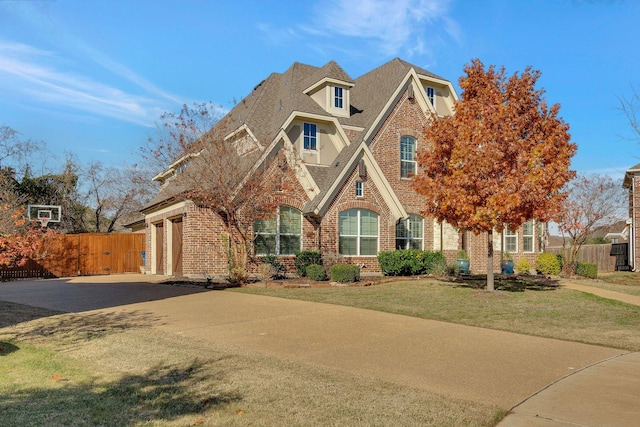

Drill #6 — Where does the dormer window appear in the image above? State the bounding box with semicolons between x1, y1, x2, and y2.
304;77;352;118
303;123;317;151
426;87;436;107
334;86;344;109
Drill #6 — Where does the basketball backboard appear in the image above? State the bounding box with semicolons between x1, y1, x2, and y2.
27;205;62;227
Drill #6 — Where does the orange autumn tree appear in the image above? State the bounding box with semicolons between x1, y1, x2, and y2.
412;59;576;290
0;205;48;268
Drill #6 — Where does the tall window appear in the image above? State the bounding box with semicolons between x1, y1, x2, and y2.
339;209;378;256
355;181;363;197
504;229;517;253
426;86;436;107
523;220;534;252
396;214;424;250
303;123;317;151
400;136;417;178
254;206;302;255
334;86;343;109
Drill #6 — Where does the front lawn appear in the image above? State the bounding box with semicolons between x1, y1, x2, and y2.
233;277;640;351
0;303;499;427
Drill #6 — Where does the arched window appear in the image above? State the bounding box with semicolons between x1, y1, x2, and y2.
396;214;424;250
339;209;378;256
400;136;417;178
254;206;302;255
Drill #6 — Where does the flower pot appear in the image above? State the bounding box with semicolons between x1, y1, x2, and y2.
501;260;514;274
456;259;470;275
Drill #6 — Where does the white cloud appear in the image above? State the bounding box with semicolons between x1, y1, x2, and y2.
0;40;168;126
308;0;455;56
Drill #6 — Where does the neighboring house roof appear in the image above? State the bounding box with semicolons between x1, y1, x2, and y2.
546;235;569;248
592;220;629;242
144;58;454;217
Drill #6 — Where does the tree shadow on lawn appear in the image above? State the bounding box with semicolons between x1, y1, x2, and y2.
5;310;166;348
449;275;561;292
0;301;65;328
0;359;242;425
0;341;18;356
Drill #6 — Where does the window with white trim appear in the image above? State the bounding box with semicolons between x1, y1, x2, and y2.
523;220;534;252
303;123;317;151
254;206;302;255
355;181;363;197
400;136;417;178
426;86;436;107
504;228;517;253
334;86;344;109
339;209;378;256
396;214;424;250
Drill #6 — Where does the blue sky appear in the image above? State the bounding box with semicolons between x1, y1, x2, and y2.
1;0;639;181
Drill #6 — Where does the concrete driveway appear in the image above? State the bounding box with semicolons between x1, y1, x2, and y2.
93;288;627;412
0;274;209;312
2;274;638;425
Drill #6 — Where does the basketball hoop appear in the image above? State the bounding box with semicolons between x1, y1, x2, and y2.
28;205;61;228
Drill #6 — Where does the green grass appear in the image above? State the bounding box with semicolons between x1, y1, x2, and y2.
575;271;640;297
233;278;640;351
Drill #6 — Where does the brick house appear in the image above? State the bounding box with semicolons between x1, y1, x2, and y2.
141;58;545;277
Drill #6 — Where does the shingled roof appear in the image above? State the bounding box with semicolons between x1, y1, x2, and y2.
144;58;451;214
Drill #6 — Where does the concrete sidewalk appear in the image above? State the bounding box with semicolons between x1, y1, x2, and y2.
562;281;640;306
95;291;628;411
498;352;640;426
496;281;640;426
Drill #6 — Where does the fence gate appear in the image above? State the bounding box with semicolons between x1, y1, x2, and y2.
610;243;630;271
0;233;145;280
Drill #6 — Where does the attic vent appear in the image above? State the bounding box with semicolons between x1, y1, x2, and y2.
407;85;415;101
279;100;283;111
358;160;367;178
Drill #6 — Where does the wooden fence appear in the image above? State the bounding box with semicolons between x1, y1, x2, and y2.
0;233;145;280
546;244;617;272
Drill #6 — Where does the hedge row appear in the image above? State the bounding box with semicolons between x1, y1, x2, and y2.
377;250;446;276
330;264;360;282
576;262;597;279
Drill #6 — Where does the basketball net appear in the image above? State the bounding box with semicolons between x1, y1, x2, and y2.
39;218;50;228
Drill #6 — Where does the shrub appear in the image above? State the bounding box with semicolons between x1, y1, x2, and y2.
424;251;447;274
576;262;597;279
378;250;420;276
430;257;456;276
306;264;327;281
294;251;322;276
535;252;561;275
257;263;277;282
227;266;249;286
330;264;360;283
377;250;446;276
515;258;531;275
261;255;285;278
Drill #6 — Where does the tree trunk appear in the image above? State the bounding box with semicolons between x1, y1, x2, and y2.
487;230;495;291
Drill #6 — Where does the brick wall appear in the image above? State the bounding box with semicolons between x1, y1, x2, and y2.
318;156;391;272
